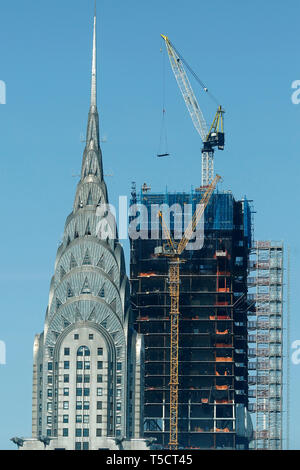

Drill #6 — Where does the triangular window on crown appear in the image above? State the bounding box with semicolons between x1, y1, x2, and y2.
67;283;74;298
66;235;71;246
97;254;104;269
82;249;92;265
81;277;91;295
98;285;105;298
108;266;114;281
74;224;79;239
70;254;77;269
56;298;62;310
85;220;92;236
60;266;66;280
88;307;96;321
87;191;93;205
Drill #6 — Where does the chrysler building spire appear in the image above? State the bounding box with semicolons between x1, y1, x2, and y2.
90;2;97;109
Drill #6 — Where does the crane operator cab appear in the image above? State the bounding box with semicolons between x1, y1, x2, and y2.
203;105;225;152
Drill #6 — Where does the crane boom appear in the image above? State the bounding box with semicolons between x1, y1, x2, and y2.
161;35;225;187
161;35;208;142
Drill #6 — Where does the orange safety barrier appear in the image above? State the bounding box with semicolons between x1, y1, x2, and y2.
216;357;233;362
215;385;228;390
216;329;229;335
215;399;233;404
139;272;157;277
216;370;228;376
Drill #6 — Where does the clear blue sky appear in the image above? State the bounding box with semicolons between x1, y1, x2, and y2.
0;0;299;449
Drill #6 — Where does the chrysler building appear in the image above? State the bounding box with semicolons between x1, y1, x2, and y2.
17;8;148;451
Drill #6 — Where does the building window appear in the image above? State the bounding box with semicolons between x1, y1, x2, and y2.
116;416;121;425
47;389;53;398
77;346;90;356
75;442;81;450
48;362;53;371
96;429;102;437
76;375;83;383
83;401;90;410
97;415;102;423
76;415;82;423
64;374;69;383
63;415;69;423
83;442;89;450
64;348;70;356
47;402;52;412
117;376;122;385
75;429;82;437
116;389;121;398
47;429;51;437
97;374;103;383
63;388;69;396
83;429;89;437
83;415;89;424
63;428;68;437
76;401;82;410
89;334;94;340
116;402;121;411
47;376;53;384
97;388;103;396
76;388;83;396
97;401;102;410
74;334;79;340
47;416;52;424
97;348;103;356
63;401;69;410
84;361;90;370
77;361;83;370
83;388;90;396
117;362;122;371
97;361;103;369
64;361;70;369
84;375;90;383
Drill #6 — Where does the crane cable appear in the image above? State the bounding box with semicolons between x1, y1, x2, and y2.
157;43;170;157
169;39;221;107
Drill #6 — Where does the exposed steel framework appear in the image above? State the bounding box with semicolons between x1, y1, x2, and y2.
157;175;221;449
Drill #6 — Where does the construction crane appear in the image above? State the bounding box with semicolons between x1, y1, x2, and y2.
161;35;225;187
155;174;221;449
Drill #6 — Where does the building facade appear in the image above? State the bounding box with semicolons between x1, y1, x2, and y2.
18;13;147;451
129;186;253;449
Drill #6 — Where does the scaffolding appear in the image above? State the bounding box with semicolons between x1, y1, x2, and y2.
248;241;283;449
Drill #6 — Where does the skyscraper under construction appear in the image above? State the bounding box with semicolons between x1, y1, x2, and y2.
129;185;254;449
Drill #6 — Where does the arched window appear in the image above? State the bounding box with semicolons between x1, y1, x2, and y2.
77;346;90;357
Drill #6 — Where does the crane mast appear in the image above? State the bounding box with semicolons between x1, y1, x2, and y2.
161;35;225;186
156;174;221;449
